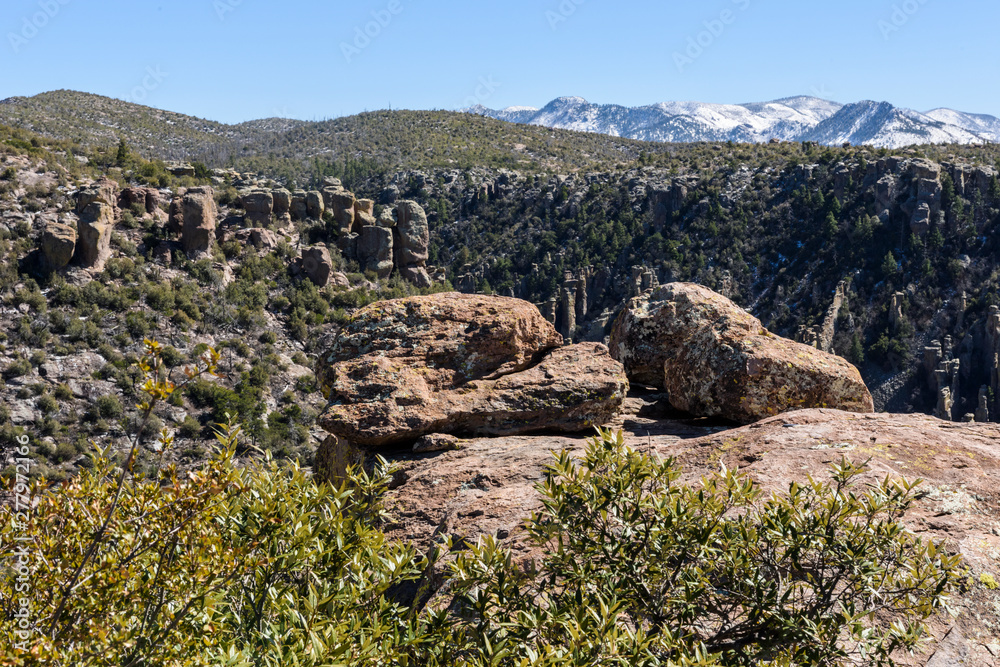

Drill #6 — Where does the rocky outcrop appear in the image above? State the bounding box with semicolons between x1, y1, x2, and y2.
76;177;118;213
118;186;159;215
610;283;874;423
272;188;291;217
41;221;77;270
241;189;273;226
177;187;217;255
306;190;325;220
317;294;626;447
354;198;376;227
327;190;356;235
649;179;692;229
290;190;308;221
299;246;333;287
75;203;114;271
357;225;393;279
336;402;1000;667
393;200;429;266
248;228;278;250
392;200;431;287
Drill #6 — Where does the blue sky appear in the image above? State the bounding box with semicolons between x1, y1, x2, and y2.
1;0;994;124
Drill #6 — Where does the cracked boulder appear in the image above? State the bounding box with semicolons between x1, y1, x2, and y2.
610;282;874;424
317;293;627;447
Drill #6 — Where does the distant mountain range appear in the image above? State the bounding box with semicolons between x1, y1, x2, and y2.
467;97;1000;148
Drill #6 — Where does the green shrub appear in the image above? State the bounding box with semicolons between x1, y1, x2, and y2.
3;357;31;378
0;419;963;666
159;345;184;368
51;441;77;463
440;429;963;666
0;422;427;666
37;393;58;415
178;415;201;439
94;395;124;420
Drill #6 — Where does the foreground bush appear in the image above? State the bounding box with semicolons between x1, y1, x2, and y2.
0;345;962;666
445;430;963;666
0;341;431;666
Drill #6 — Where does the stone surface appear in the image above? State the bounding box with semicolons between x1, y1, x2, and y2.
179;187;217;255
241;190;273;226
75;203;114;271
610;283;874;423
75;177;118;213
412;433;464;454
317;294;626;447
118;187;147;211
356;404;1000;667
306;190;325;219
272;188;291;216
327;190;356;235
290;190;308;220
320;340;627;448
393;200;430;267
300;246;333;287
41;221;77;270
357;225;393;279
248;228;278;250
398;265;432;288
39;351;106;382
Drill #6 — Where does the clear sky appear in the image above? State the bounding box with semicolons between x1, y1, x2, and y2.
1;0;995;124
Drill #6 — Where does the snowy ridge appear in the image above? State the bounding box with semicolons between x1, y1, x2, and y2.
467;96;999;148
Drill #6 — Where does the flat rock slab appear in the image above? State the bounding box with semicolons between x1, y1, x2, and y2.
370;406;1000;667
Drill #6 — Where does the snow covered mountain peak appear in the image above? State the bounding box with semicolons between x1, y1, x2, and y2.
468;96;999;148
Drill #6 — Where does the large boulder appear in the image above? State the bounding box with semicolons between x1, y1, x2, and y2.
290;190;308;220
393;200;429;267
41;221;77;270
610;283;874;424
75;177;118;214
306;190;325;219
354;198;377;227
272;188;291;216
248;228;278;250
179;187;217;255
241;190;273;226
143;187;161;215
75;203;114;271
317;294;627;447
300;246;333;287
327;190;356;235
398;265;432;288
357;225;393;278
118;187;147;211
